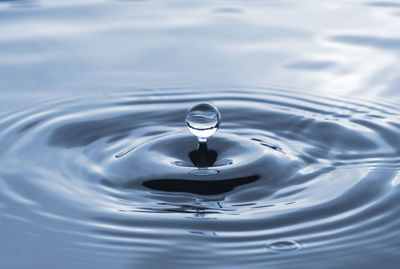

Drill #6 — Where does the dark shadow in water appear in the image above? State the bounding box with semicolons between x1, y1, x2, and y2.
285;60;335;71
366;2;400;7
137;204;222;215
0;0;38;7
115;0;148;2
212;7;245;14
143;175;259;195
331;35;400;51
48;119;132;147
47;112;182;148
189;142;217;167
18;119;42;133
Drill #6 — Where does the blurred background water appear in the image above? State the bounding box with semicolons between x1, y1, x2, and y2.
1;0;400;268
2;0;400;99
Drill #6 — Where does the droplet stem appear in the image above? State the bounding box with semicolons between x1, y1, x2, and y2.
197;141;208;153
196;142;209;167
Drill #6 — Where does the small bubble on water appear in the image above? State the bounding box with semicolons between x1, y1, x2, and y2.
265;240;303;253
189;168;219;176
186;103;221;143
171;160;192;167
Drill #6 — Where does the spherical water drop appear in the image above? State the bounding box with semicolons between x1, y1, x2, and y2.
186;103;221;143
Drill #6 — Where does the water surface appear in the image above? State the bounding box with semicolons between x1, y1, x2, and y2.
1;1;400;269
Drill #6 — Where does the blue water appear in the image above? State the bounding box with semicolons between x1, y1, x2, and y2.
1;1;400;269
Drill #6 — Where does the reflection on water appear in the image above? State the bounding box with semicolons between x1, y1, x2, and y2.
1;1;400;269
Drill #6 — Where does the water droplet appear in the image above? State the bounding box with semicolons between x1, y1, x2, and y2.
265;240;303;253
186;103;221;143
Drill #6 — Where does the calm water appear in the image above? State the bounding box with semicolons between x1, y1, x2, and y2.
1;1;400;269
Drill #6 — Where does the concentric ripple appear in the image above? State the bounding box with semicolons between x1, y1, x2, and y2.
0;87;399;269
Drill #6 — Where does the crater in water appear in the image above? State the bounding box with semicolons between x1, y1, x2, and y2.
0;87;399;268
